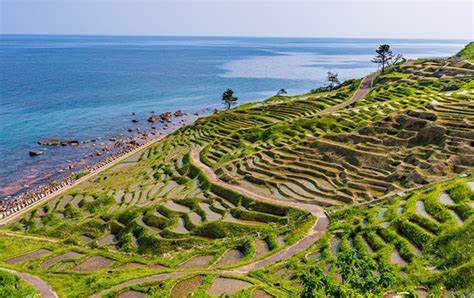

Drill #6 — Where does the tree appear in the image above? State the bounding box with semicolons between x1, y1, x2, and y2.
326;71;340;89
392;53;404;65
276;88;287;96
221;88;238;110
371;44;394;73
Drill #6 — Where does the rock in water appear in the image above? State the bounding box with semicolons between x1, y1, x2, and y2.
29;150;45;156
61;140;80;146
38;139;79;146
38;139;61;146
148;115;159;122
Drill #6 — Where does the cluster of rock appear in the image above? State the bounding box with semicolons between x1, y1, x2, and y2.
38;139;80;146
147;110;184;123
30;110;188;157
8;110;199;219
148;112;172;123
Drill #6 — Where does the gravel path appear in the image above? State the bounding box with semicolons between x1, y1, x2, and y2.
190;149;328;274
87;73;380;296
6;75;376;297
320;72;377;115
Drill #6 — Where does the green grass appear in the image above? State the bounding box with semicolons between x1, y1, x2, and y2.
456;42;474;61
1;50;473;297
0;270;39;298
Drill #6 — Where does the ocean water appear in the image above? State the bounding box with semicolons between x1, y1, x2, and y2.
0;35;466;197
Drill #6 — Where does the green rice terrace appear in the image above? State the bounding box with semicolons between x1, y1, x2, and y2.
1;47;473;297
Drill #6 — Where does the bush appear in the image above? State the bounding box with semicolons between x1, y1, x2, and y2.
193;222;259;239
444;261;474;292
231;208;282;223
393;218;433;250
407;213;441;235
117;208;141;225
0;270;38;297
447;183;473;203
75;171;90;180
453;203;473;221
365;231;385;251
378;228;416;262
431;219;473;268
143;213;170;229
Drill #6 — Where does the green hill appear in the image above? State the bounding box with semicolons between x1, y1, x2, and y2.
456;41;474;60
0;46;473;297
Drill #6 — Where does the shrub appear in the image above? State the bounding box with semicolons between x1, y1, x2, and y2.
0;270;38;297
378;228;416;262
393;218;433;250
407;213;441;235
444;261;474;292
193;222;259;239
117;208;141;225
365;231;385;251
447;183;473;203
238;239;255;257
231;208;281;223
75;171;90;180
143;213;170;229
431;219;473;268
453;203;473;221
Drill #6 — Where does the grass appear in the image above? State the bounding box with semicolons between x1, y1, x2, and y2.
0;52;473;297
0;269;39;298
253;176;474;296
456;42;474;61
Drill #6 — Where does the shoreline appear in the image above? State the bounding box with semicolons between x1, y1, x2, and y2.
0;113;201;225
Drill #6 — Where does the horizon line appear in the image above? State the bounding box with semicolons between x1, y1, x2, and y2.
0;33;471;42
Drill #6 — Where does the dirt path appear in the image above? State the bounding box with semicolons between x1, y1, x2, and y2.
227;217;329;274
87;75;380;296
0;267;58;298
6;76;376;297
90;149;328;297
189;149;328;274
0;231;60;243
319;72;377;115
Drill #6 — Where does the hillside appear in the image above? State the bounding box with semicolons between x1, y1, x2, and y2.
0;51;473;297
456;41;474;61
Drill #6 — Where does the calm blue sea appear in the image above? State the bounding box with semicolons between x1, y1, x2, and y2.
0;35;467;197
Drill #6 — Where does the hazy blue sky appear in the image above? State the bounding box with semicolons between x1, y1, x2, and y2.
1;0;473;39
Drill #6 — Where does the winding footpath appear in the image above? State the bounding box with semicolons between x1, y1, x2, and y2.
90;73;376;296
91;149;329;297
190;148;329;274
2;75;375;297
320;71;377;115
0;268;58;298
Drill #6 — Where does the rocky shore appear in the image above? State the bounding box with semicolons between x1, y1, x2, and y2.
0;110;201;220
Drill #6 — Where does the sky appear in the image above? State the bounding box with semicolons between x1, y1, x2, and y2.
1;0;473;39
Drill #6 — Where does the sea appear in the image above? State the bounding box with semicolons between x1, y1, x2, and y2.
0;35;467;198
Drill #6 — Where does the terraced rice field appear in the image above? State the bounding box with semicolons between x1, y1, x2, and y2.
257;178;474;296
0;53;473;297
